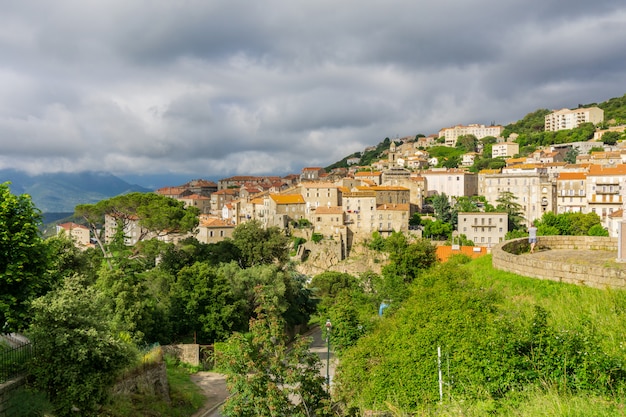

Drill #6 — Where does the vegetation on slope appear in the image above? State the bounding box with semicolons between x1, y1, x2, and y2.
334;255;626;416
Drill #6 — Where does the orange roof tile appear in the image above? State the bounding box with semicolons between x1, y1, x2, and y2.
436;245;488;263
270;194;305;204
314;206;344;214
58;222;88;230
588;164;626;175
557;172;587;180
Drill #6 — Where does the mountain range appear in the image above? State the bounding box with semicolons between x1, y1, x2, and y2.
0;169;150;213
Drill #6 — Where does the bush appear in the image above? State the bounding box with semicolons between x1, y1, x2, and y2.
312;233;324;243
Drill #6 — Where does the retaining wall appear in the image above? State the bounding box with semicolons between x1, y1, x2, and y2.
0;377;25;417
492;236;626;289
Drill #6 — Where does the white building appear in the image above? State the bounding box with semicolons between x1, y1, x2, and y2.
438;124;504;147
544;107;604;132
421;168;478;198
492;142;519;158
457;212;508;248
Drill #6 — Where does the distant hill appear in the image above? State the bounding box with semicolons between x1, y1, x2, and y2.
0;169;151;213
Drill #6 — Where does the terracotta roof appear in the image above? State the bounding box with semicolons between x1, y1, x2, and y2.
213;189;239;196
376;203;410;211
609;209;624;218
436;245;488;263
588;164;626;175
181;193;210;200
155;186;187;195
270;194;305;204
557;172;587;180
355;171;381;177
200;217;235;227
58;222;88;230
314;206;344;215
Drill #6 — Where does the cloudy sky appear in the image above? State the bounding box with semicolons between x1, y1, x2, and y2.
1;0;625;186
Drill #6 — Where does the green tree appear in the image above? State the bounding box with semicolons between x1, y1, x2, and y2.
409;212;422;228
564;147;579;164
0;183;54;331
496;191;525;231
588;224;609;236
76;192;199;262
431;193;452;223
170;261;248;343
231;220;289;267
28;275;137;416
480;136;498;158
601;131;621;146
310;271;359;299
422;219;452;240
221;298;331;417
456;134;478;153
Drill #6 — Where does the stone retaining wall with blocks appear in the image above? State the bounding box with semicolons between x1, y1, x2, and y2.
492;236;626;289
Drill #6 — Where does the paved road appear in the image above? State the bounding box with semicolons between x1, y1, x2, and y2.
196;326;336;417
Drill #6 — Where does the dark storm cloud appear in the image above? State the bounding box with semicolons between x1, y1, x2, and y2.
0;0;625;179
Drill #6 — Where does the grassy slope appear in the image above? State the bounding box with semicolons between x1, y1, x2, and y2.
338;254;626;416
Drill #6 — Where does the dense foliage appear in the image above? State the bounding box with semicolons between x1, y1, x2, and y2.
29;276;137;416
221;298;331;417
334;257;626;415
535;212;606;236
0;183;55;331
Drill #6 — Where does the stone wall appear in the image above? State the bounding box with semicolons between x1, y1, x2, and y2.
492;236;626;289
163;344;201;366
111;362;170;402
0;377;25;417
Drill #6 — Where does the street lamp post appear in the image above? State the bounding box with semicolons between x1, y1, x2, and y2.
325;319;332;388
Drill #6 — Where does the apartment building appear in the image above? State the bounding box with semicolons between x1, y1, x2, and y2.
421;168;478;198
556;172;587;213
492;142;519;158
342;190;378;239
544;107;604;132
457;212;508;248
299;182;341;214
438;124;504;147
480;165;555;225
374;203;410;236
56;222;91;247
586;164;626;222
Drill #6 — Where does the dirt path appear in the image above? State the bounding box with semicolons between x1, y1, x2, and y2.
189;372;229;417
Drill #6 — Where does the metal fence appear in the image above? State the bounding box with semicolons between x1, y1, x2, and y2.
0;342;33;384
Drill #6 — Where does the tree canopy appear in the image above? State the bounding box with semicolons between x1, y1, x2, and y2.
0;183;54;331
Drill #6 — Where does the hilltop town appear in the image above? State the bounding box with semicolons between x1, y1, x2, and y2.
57;100;626;260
